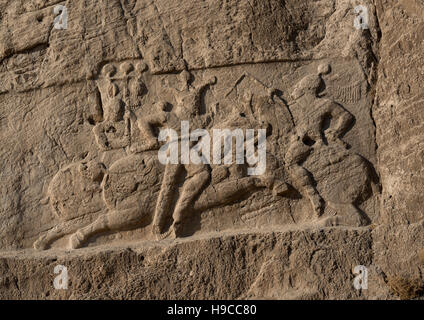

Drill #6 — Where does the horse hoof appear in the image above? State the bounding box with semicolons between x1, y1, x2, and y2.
69;232;84;249
152;225;162;236
343;214;369;228
171;222;183;239
317;216;340;227
155;228;172;241
33;238;48;250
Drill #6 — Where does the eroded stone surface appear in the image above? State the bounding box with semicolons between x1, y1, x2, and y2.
0;229;375;300
372;0;424;298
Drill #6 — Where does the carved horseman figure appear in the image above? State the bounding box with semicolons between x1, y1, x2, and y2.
136;69;218;238
34;70;282;250
33;62;379;251
284;64;378;226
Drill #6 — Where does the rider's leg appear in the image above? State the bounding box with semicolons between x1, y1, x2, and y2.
172;170;210;237
288;164;324;216
152;164;183;235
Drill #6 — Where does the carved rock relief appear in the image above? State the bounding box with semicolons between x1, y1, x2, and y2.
34;58;380;250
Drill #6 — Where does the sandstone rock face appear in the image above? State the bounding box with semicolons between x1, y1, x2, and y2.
0;0;422;300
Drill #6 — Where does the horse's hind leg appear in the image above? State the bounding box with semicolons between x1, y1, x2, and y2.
34;219;87;250
69;208;146;249
194;176;258;212
325;202;370;227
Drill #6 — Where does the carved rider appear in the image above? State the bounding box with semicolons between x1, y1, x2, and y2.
135;69;217;238
285;64;355;217
289;64;354;147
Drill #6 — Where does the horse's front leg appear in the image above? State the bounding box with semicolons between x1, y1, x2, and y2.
69;215;108;249
34;218;87;250
69;207;147;249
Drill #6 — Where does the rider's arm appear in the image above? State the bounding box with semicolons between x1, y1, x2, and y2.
137;112;167;140
326;101;354;140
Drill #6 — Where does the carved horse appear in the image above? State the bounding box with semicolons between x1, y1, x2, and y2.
34;121;284;250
